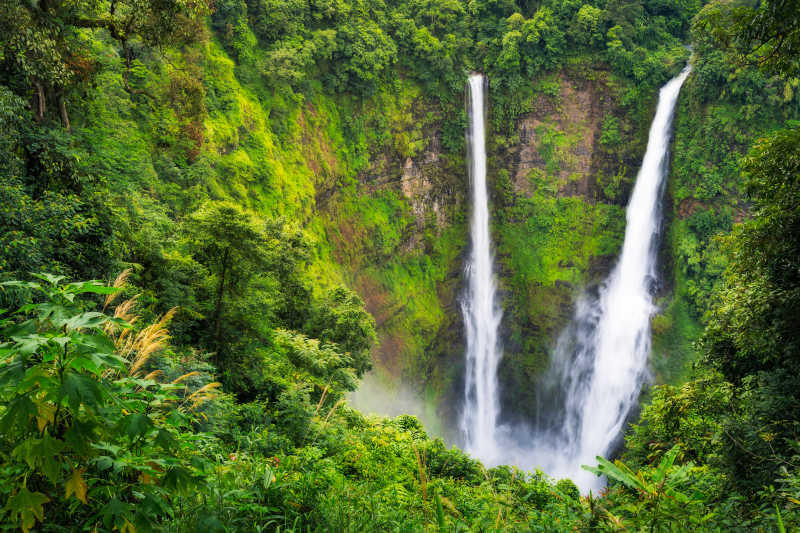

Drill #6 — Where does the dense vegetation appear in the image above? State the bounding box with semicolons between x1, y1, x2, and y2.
1;0;800;530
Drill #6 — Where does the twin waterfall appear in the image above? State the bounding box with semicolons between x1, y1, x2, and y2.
460;67;691;490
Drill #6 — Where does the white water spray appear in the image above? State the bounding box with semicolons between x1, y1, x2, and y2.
460;74;503;462
529;65;691;491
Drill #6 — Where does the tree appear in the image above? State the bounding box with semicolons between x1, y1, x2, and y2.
694;0;800;496
0;0;211;126
185;201;271;361
697;0;800;78
304;286;376;378
572;4;606;48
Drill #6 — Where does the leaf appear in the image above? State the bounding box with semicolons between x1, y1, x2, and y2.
32;273;66;285
0;395;37;433
67;355;100;374
11;435;65;482
1;280;42;291
0;359;27;390
88;351;128;371
154;428;177;451
12;334;51;356
139;491;172;517
75;333;117;354
0;319;36;338
653;446;680;483
94;455;116;472
162;466;199;496
60;371;104;410
36;402;56;432
582;457;644;491
776;504;786;533
118;413;154;440
65;468;88;504
121;517;137;533
99;498;132;530
65;281;119;295
59;312;108;332
63;418;98;455
5;486;50;533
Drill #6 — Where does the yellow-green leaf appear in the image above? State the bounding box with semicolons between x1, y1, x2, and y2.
36;402;56;432
121;517;137;533
65;468;88;504
5;486;50;533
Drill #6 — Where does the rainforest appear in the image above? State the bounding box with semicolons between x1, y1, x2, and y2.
1;0;800;531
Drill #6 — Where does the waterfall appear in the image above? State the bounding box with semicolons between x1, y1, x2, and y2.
529;65;692;491
458;66;689;488
460;73;503;463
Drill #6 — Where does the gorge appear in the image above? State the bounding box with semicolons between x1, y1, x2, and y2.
1;0;799;530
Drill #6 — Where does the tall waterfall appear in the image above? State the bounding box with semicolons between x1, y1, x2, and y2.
460;74;503;462
529;65;692;491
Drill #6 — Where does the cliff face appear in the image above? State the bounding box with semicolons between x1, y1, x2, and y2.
316;88;468;431
333;61;663;429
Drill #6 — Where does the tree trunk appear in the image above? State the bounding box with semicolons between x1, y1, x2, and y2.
35;82;45;122
213;248;230;363
59;93;71;132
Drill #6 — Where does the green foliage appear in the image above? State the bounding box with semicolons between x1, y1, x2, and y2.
599;115;622;147
584;447;716;532
702;126;800;385
184;201;274;355
634;7;800;529
697;0;800;78
0;275;208;531
304;286;376;378
4;0;800;530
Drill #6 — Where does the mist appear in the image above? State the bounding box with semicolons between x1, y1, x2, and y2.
349;372;447;439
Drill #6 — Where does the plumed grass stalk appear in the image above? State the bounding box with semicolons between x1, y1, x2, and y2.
103;272;221;412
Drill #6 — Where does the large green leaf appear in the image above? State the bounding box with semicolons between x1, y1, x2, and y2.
64;280;119;295
0;358;26;388
0;395;37;433
118;413;155;440
58;312;108;332
63;418;98;455
582;456;644;491
162;466;199;496
11;435;65;482
99;497;133;530
0;319;36;338
60;371;104;410
154;428;178;451
31;273;66;286
12;334;51;356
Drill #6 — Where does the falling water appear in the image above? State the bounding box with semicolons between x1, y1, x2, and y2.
458;67;690;487
529;65;692;491
460;74;503;463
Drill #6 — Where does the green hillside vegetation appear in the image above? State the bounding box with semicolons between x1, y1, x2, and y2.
1;0;800;530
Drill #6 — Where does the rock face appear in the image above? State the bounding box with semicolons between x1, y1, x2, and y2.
321;90;468;434
512;75;601;199
501;70;647;207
